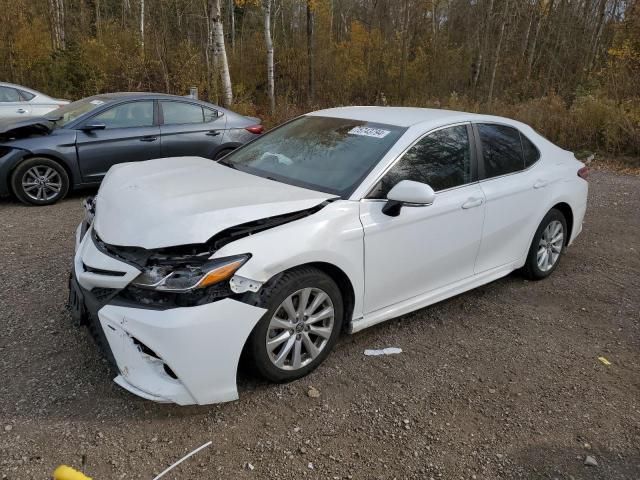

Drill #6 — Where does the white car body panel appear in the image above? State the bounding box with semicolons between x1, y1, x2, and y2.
94;157;336;249
72;106;588;405
0;82;68;119
359;182;485;313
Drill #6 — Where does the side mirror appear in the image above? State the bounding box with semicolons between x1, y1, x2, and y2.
382;180;435;217
80;122;106;132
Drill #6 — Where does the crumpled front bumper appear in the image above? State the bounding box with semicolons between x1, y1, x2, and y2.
72;224;266;405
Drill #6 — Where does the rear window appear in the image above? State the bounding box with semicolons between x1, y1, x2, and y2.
0;86;20;102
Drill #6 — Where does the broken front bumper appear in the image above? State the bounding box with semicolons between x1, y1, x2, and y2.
71;224;266;405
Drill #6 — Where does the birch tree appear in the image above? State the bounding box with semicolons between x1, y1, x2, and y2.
263;0;275;113
211;0;233;106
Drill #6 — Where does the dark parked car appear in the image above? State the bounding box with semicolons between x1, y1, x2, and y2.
0;92;263;205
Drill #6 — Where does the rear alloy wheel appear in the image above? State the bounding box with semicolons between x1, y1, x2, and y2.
245;267;343;382
11;157;69;205
522;208;567;280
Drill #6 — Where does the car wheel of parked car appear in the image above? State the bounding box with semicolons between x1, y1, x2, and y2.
11;157;69;206
522;208;567;280
245;267;344;382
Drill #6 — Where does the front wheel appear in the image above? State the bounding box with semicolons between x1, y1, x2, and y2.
11;157;70;205
522;208;567;280
245;267;343;382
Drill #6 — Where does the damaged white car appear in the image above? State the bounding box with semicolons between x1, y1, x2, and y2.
69;107;589;405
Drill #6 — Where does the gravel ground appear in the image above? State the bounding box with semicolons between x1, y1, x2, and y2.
0;169;638;480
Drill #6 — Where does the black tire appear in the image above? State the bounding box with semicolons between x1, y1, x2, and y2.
522;208;567;280
244;267;344;382
213;148;234;160
11;157;70;206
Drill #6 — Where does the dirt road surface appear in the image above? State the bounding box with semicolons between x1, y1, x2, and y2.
0;170;638;479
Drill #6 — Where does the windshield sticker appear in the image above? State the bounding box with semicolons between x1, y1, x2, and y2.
348;126;390;138
89;100;105;106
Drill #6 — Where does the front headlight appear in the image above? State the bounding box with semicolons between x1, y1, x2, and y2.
131;254;249;293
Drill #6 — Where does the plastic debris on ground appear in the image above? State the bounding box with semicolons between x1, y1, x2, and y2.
364;347;403;356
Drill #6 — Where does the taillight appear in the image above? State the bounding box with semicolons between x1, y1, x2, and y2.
245;125;264;134
577;166;589;180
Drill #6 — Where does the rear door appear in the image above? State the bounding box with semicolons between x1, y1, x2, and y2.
159;100;226;158
0;86;32;118
75;100;161;182
473;123;547;273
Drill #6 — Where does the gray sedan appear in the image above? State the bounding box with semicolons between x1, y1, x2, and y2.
0;92;263;205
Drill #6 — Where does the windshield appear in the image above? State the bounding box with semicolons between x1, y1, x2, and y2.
221;116;406;196
45;97;110;127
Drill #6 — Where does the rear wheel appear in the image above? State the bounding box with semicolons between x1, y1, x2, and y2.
245;267;343;382
522;208;567;280
11;157;69;205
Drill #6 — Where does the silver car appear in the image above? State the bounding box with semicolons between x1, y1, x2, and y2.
0;82;69;119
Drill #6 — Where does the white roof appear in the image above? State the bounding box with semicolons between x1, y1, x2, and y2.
307;106;518;129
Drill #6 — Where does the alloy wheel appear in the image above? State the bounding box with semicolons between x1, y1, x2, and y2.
22;165;62;202
266;287;335;371
537;220;564;272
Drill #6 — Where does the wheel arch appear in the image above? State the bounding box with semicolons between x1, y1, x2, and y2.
551;202;574;245
10;153;76;194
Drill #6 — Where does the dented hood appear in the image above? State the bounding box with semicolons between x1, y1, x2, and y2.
0;117;52;139
94;156;336;249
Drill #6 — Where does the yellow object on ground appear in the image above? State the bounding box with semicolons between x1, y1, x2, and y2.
598;356;612;366
52;465;92;480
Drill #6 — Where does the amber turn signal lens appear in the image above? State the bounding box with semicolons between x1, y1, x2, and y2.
196;259;246;288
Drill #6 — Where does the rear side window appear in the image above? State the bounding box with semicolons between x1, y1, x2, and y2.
18;90;35;101
521;133;540;167
0;86;20;102
161;101;204;125
477;124;524;178
368;125;472;198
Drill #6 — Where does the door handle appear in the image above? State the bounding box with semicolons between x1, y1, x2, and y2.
461;197;483;209
139;136;158;142
16;108;26;114
206;130;221;136
533;179;548;189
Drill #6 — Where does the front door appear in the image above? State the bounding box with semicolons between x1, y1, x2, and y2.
159;100;226;159
75;100;160;182
360;124;485;313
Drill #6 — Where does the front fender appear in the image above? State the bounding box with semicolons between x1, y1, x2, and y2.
0;147;30;196
213;200;366;320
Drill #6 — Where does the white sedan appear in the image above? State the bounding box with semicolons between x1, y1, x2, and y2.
0;82;69;119
69;107;588;405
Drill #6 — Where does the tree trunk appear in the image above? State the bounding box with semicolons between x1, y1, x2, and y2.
48;0;65;50
229;0;235;52
487;0;509;107
307;0;315;105
263;0;275;114
140;0;145;50
211;0;233;106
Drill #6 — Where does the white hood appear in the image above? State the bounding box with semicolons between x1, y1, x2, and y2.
93;157;335;249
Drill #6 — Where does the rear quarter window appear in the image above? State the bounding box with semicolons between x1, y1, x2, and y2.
521;133;540;167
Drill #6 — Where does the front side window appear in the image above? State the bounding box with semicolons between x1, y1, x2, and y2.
161;101;204;125
368;125;472;198
221;116;406;196
477;124;524;178
94;101;154;129
0;86;20;102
